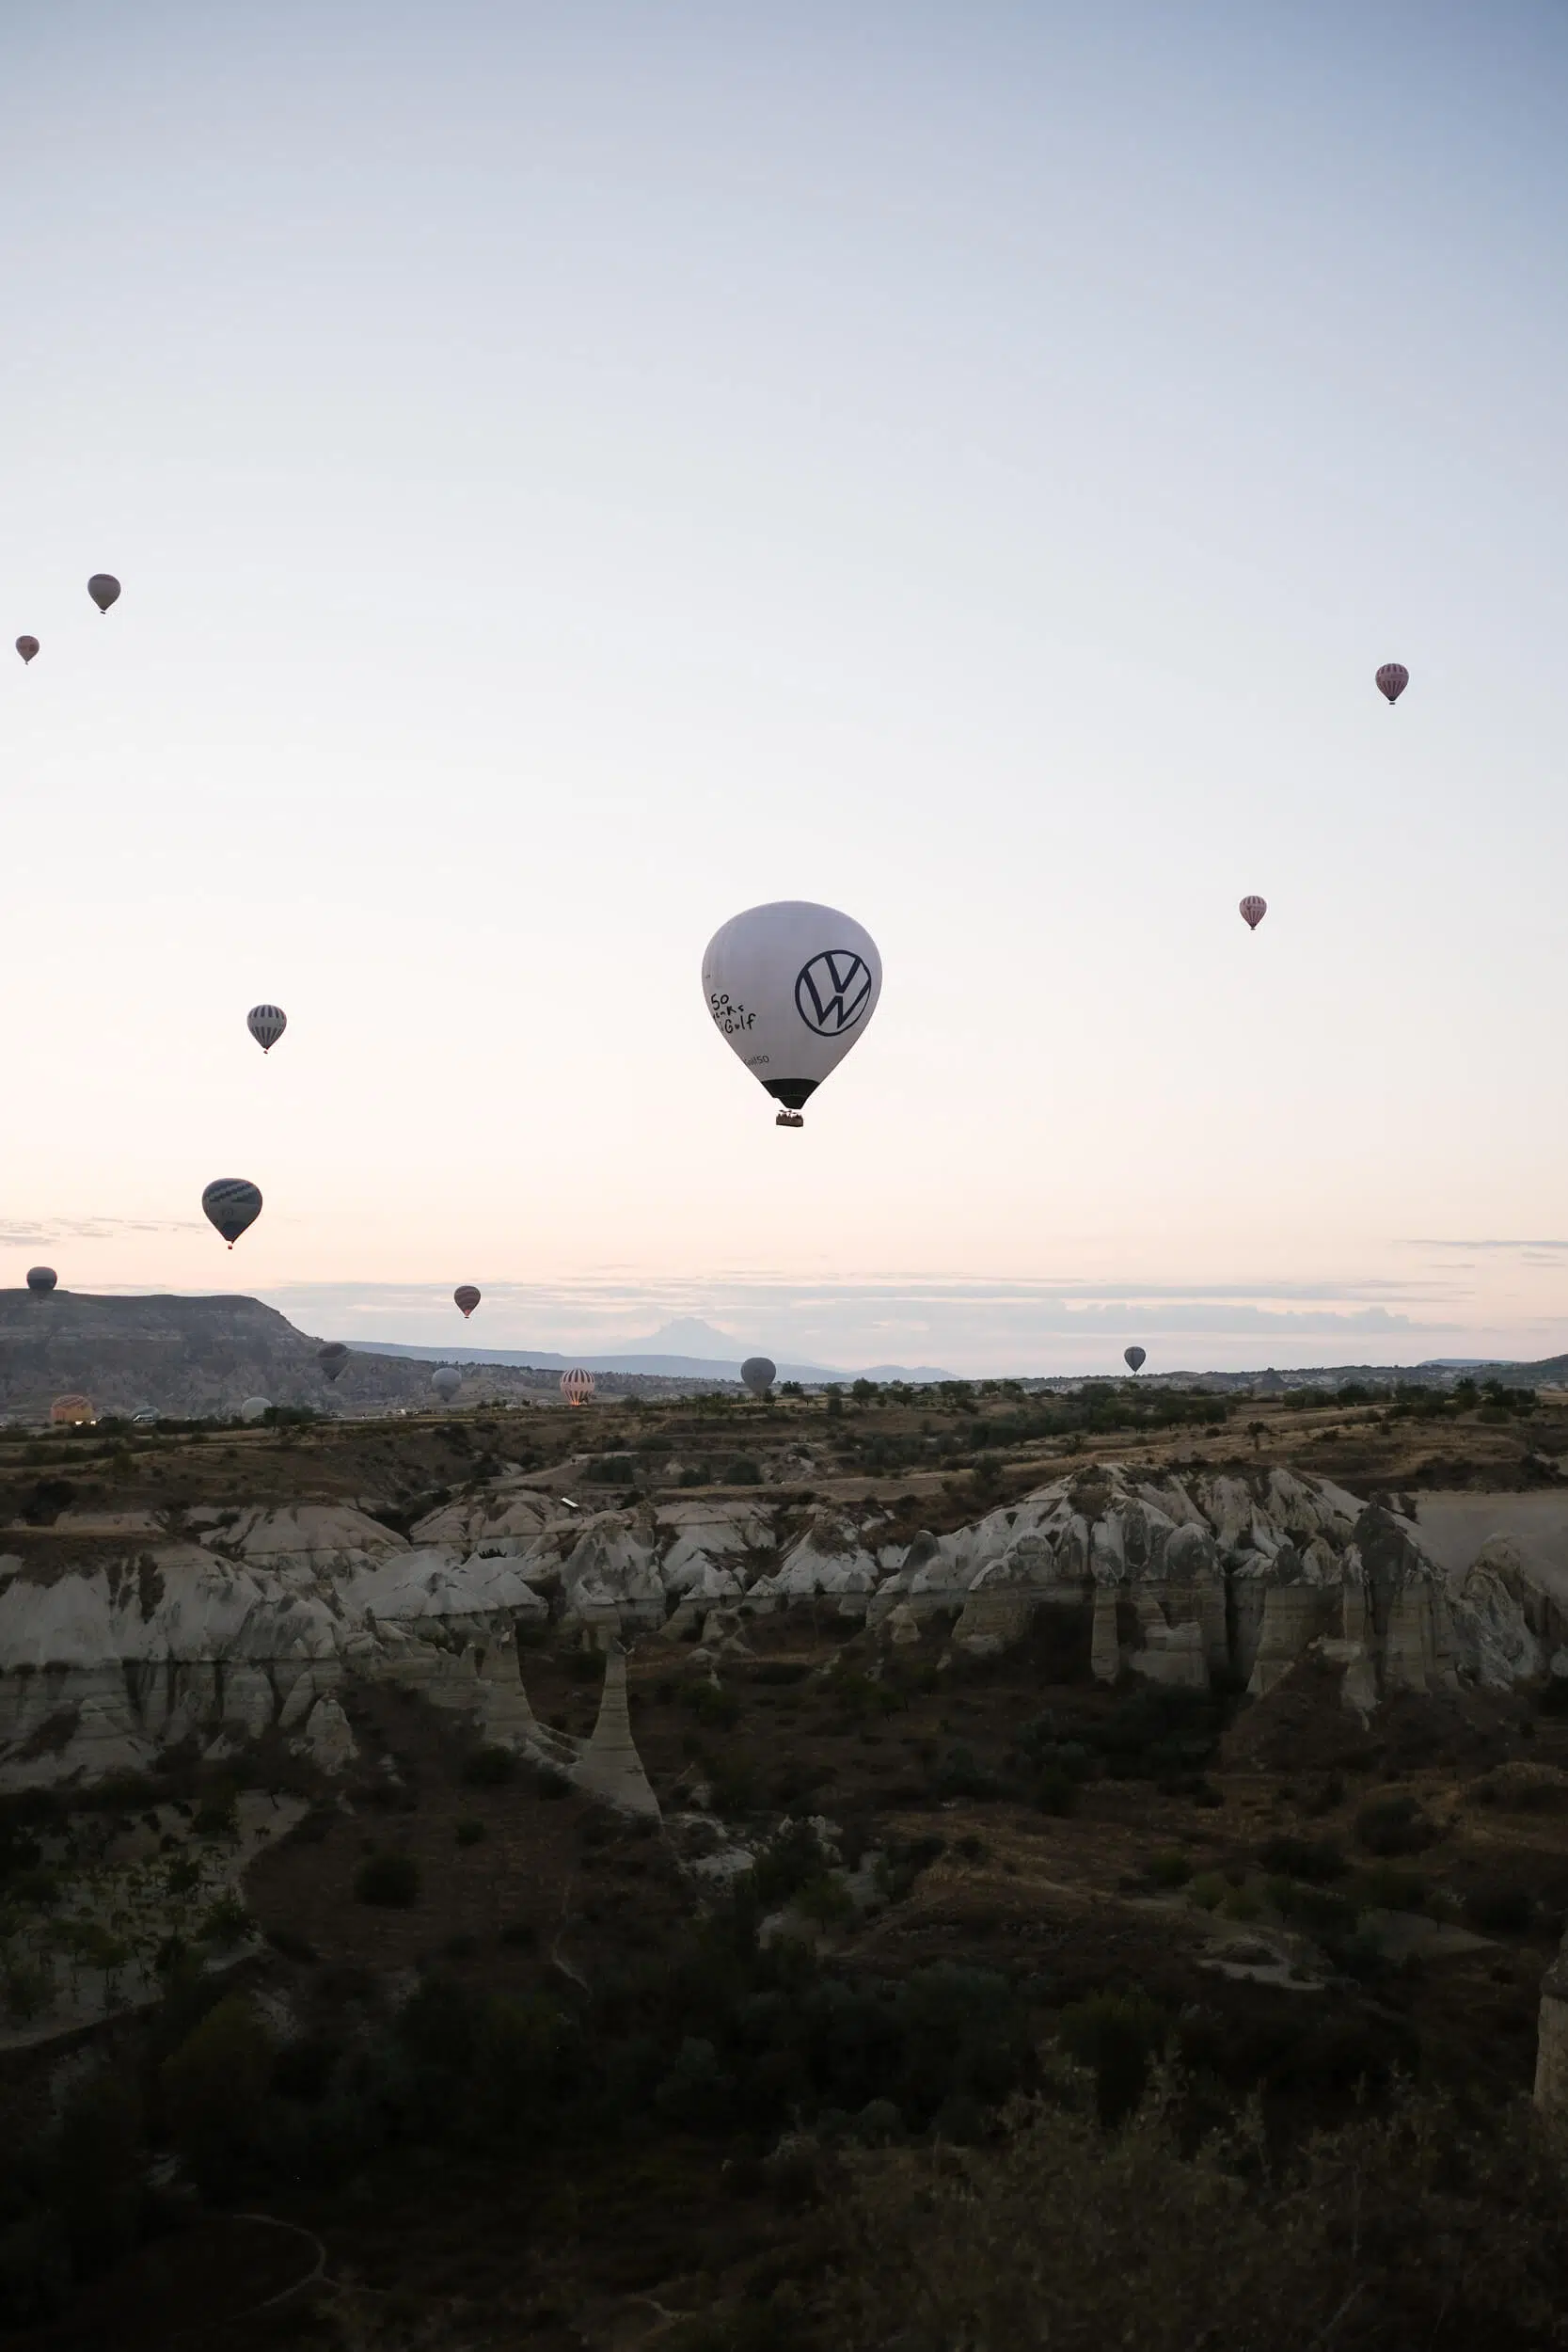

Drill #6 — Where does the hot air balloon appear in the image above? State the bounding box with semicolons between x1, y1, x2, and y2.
561;1367;595;1406
51;1394;94;1426
1239;897;1267;932
239;1396;272;1424
318;1343;349;1383
25;1267;56;1296
703;900;882;1127
1375;662;1409;706
15;637;38;665
741;1356;776;1398
1124;1346;1146;1375
87;574;120;614
247;1005;287;1054
454;1285;481;1319
432;1366;462;1404
202;1177;262;1248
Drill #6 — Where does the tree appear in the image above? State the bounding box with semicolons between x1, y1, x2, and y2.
1246;1421;1267;1452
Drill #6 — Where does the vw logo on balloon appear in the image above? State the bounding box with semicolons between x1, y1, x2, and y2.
794;950;873;1038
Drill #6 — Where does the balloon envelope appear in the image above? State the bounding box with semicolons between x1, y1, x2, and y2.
561;1367;595;1406
1375;662;1409;705
1239;896;1267;931
740;1356;777;1397
202;1177;262;1247
25;1267;56;1295
247;1004;287;1054
15;637;38;664
703;900;881;1117
239;1397;271;1424
431;1366;462;1403
318;1343;349;1383
454;1285;481;1319
50;1394;94;1425
1124;1346;1147;1374
87;574;120;613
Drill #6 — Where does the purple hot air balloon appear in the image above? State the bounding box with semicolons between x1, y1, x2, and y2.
15;636;39;665
1239;896;1267;932
1375;662;1409;706
454;1285;481;1319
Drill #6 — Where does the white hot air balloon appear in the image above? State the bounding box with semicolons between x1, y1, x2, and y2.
561;1367;595;1406
247;1005;287;1054
740;1356;776;1398
431;1366;462;1405
703;900;881;1127
239;1397;271;1424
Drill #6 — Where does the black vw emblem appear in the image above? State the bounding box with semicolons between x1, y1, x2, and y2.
795;949;872;1036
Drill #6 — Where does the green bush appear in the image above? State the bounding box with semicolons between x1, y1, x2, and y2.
455;1818;486;1846
197;1894;252;1948
1032;1767;1078;1815
1258;1834;1345;1883
354;1851;420;1908
1355;1797;1435;1857
1189;1872;1226;1911
722;1456;763;1485
1145;1851;1192;1889
1057;1990;1165;2126
680;1679;741;1729
161;1994;274;2196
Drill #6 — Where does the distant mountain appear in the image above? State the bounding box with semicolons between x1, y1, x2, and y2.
359;1336;955;1383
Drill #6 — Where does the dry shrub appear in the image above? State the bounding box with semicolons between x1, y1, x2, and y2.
823;2073;1568;2351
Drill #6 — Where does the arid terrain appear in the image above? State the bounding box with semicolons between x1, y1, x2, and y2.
4;1371;1568;2349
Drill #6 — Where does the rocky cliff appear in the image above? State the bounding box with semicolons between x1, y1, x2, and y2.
0;1461;1552;1793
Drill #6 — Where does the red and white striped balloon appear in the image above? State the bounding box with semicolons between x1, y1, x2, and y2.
561;1367;595;1406
1239;896;1267;932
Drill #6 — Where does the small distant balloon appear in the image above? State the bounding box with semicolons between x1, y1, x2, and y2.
1124;1346;1146;1374
202;1177;262;1248
740;1356;776;1398
51;1393;94;1426
1375;662;1409;706
1239;896;1267;932
432;1365;462;1404
15;636;38;665
26;1266;56;1296
561;1367;595;1406
454;1285;481;1320
87;574;120;614
247;1005;287;1054
318;1343;349;1384
239;1397;271;1424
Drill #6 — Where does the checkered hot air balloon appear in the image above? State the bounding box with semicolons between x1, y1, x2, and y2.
247;1004;287;1054
454;1285;481;1319
561;1368;595;1406
1375;662;1409;706
1239;897;1267;932
202;1177;262;1248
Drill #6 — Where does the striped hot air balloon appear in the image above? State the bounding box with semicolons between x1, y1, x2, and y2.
1239;896;1267;932
561;1368;595;1406
51;1394;94;1425
1375;662;1409;705
454;1285;481;1319
247;1005;287;1054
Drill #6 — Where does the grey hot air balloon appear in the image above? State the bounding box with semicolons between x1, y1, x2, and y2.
318;1343;349;1384
1124;1346;1147;1374
740;1356;776;1398
87;574;120;614
25;1266;56;1295
202;1177;262;1248
1375;662;1409;706
1239;896;1267;932
432;1365;462;1404
247;1004;287;1054
239;1397;271;1424
454;1285;481;1319
15;636;38;665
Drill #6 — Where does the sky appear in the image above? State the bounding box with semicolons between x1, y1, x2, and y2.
3;1;1567;1375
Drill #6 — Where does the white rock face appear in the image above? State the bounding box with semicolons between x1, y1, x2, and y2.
1;1459;1555;1788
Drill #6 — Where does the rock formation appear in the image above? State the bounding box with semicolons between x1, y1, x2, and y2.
0;1462;1551;1790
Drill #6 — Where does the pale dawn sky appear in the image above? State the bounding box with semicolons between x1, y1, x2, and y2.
3;2;1566;1374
